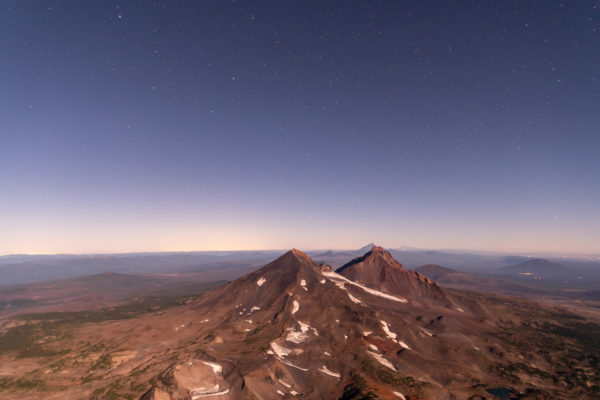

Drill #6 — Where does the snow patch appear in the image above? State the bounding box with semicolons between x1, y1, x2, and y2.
393;391;406;400
322;270;407;303
277;358;308;371
201;361;223;375
270;341;292;358
257;277;266;286
363;331;372;336
250;306;261;312
291;300;300;314
398;341;411;350
278;379;292;388
287;321;318;343
299;321;319;336
318;365;341;379
277;390;285;396
300;279;308;291
175;323;186;331
347;292;362;304
328;280;362;304
320;279;326;284
380;320;397;340
456;307;464;312
191;387;230;399
368;344;379;351
286;328;309;344
367;350;397;371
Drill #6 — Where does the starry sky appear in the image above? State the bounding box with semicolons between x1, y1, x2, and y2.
1;1;599;255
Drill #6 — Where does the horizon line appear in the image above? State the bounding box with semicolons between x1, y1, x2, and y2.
1;245;599;259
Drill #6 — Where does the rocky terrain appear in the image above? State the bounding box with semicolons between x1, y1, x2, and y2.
0;247;598;399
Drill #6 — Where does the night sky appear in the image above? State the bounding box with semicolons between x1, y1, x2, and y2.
1;1;599;254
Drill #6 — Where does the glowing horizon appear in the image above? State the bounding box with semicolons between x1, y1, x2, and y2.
1;3;598;258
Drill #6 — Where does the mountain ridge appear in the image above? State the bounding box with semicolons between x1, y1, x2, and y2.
336;245;448;305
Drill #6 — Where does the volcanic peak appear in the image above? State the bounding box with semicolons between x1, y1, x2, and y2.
337;244;402;274
270;249;316;270
288;248;311;259
334;244;447;304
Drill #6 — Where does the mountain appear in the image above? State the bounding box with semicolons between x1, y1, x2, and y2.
357;242;377;253
336;246;449;305
501;255;532;265
311;244;379;268
133;249;593;399
498;258;571;279
413;264;456;281
1;249;598;399
387;248;508;271
141;248;480;399
414;264;551;298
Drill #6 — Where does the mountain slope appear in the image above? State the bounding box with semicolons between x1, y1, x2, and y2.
336;246;450;305
2;249;598;399
138;249;488;399
133;249;596;399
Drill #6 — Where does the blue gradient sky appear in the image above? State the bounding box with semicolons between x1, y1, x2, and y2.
1;1;599;254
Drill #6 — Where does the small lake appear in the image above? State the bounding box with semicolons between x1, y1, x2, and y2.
485;387;517;399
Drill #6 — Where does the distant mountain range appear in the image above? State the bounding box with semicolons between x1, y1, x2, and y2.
497;258;571;277
2;245;598;290
0;251;280;285
0;272;225;314
414;264;551;298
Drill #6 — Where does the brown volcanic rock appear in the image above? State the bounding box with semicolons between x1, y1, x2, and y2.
140;249;471;399
189;248;331;314
33;248;592;400
336;245;449;305
1;249;597;400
